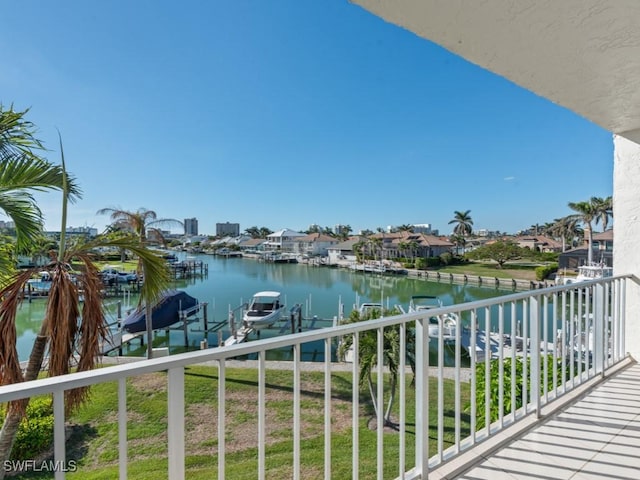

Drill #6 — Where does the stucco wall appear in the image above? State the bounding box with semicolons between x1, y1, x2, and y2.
613;135;640;360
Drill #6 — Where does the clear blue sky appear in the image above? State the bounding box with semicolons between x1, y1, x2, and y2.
1;1;613;236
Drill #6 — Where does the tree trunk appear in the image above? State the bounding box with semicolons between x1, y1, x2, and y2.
0;332;48;477
367;373;378;418
384;372;397;426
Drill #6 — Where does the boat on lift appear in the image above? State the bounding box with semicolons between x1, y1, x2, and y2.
243;291;286;330
408;295;458;343
122;290;199;333
558;262;613;285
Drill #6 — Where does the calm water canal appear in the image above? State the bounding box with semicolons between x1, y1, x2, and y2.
16;253;517;363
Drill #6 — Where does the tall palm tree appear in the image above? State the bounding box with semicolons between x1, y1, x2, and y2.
397;241;409;261
448;210;473;255
369;237;383;263
0;142;170;469
97;207;183;248
549;216;580;252
568;199;598;264
408;239;420;263
97;207;181;358
591;196;613;232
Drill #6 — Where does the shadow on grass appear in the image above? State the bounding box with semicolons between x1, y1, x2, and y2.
9;424;98;479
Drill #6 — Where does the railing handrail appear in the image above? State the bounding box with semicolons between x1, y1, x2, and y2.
0;273;632;403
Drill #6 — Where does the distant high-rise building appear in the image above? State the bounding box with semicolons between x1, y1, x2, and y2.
184;218;198;236
216;222;240;237
412;223;432;234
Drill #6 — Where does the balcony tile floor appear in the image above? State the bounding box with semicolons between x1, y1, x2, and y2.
458;363;640;480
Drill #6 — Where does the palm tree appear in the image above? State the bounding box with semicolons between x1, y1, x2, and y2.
244;226;261;238
0;142;170;470
97;207;181;358
336;225;352;241
369;237;383;263
449;234;465;256
449;210;473;255
0;106;81;254
97;207;183;248
549;216;578;252
258;227;273;238
397;241;409;261
568;199;598;264
408;239;420;263
592;196;613;232
337;308;413;428
353;240;366;263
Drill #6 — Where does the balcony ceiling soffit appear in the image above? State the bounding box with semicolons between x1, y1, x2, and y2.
353;0;640;142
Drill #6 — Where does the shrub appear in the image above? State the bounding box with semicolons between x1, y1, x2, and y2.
414;257;427;270
535;263;558;281
440;252;454;265
0;397;54;460
471;355;566;429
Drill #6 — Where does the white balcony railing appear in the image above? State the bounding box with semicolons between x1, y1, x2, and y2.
0;275;632;479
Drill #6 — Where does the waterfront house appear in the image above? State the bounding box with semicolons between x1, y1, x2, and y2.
264;228;306;253
389;232;455;259
558;229;614;269
358;232;455;260
237;237;267;253
291;233;339;257
326;237;361;265
514;234;563;253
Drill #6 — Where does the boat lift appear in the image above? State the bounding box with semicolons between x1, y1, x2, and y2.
101;300;210;355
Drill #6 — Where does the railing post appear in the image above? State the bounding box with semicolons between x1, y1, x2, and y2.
118;378;128;480
530;296;541;419
167;367;185;480
593;283;606;376
53;391;65;480
414;316;429;476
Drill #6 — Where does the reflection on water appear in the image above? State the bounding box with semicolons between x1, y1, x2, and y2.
16;253;516;363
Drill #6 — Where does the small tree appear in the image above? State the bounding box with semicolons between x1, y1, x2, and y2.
465;240;524;268
337;308;414;428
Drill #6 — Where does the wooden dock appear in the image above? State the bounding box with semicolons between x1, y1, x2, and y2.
167;259;208;279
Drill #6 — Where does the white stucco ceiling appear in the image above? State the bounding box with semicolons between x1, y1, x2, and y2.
352;0;640;143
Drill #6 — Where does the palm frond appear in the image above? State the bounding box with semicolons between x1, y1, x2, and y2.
0;105;44;160
0;269;41;388
68;235;170;307
0;154;81;202
0;191;43;250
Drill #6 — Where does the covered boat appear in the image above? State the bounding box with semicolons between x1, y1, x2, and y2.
122;290;199;333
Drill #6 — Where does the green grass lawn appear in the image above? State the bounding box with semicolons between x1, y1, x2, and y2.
16;365;470;479
433;261;540;280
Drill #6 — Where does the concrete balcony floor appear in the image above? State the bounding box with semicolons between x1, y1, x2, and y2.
449;362;640;480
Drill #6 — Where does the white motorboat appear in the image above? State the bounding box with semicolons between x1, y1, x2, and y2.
243;291;286;330
408;295;458;343
358;302;383;316
558;263;613;285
